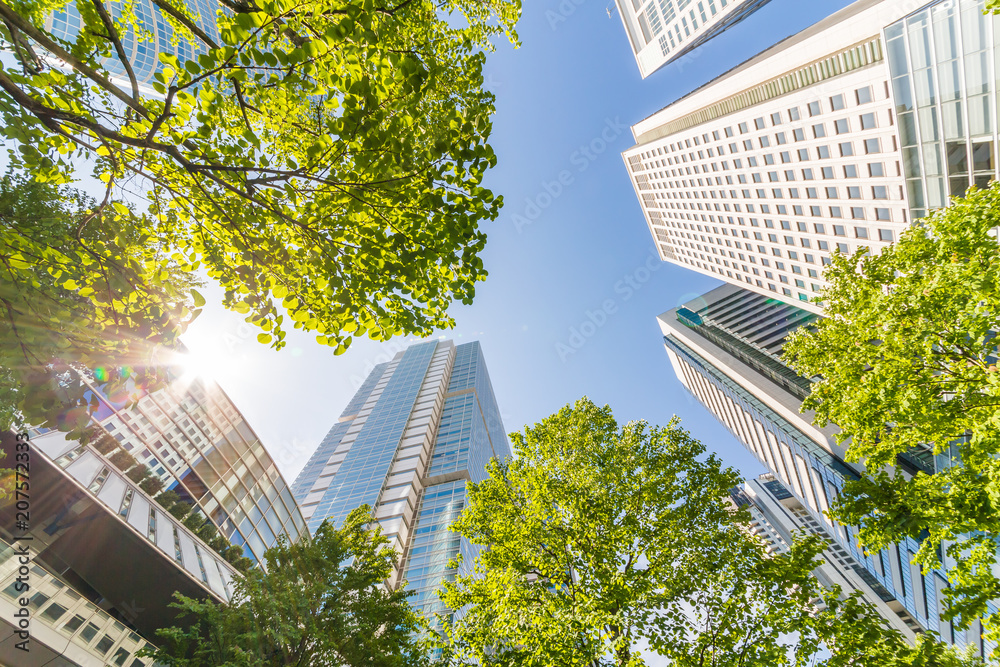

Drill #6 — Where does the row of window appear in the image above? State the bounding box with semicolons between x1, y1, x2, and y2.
634;85;880;163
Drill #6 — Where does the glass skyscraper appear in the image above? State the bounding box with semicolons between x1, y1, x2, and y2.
33;367;306;567
659;284;979;654
292;339;511;620
0;361;307;665
45;0;220;86
885;0;1000;221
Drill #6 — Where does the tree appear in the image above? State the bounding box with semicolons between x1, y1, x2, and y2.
0;170;200;434
782;184;1000;644
438;398;927;667
143;505;432;666
0;0;520;357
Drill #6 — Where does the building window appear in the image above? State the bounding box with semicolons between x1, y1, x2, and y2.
840;143;854;157
878;228;894;241
834;119;849;134
812;124;826;139
855;227;869;239
807;101;821;117
851;207;865;220
875;208;891;221
843;164;858;177
830;94;845;111
856;86;873;104
860;113;876;130
788;107;800;121
864;138;881;154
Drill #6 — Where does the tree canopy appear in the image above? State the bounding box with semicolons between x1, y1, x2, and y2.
0;170;199;432
143;505;433;666
0;0;520;357
783;184;1000;646
437;398;935;666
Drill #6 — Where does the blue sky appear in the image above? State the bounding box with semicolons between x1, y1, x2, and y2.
181;0;856;487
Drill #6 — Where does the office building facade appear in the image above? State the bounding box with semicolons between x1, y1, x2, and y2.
732;474;920;639
57;369;307;566
624;0;1000;313
615;0;774;78
0;363;308;665
659;284;981;652
292;340;511;620
45;0;219;86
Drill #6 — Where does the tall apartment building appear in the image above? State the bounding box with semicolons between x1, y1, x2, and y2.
615;0;774;78
624;0;1000;313
292;340;511;620
0;368;303;665
732;474;920;639
659;284;977;652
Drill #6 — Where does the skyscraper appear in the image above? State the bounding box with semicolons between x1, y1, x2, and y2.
615;0;774;78
732;474;920;639
0;364;304;665
660;284;975;652
623;0;1000;313
62;366;307;566
45;0;219;86
292;339;511;620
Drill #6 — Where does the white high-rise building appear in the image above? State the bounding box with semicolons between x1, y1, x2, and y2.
733;474;921;640
660;284;977;652
615;0;774;78
624;0;1000;313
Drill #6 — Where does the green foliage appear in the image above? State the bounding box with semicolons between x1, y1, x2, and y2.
107;448;137;471
183;511;206;532
142;506;432;666
172;502;196;522
223;545;253;574
783;184;1000;644
0;0;520;358
439;398;918;666
156;490;182;512
197;520;220;545
126;465;150;485
140;475;164;496
0;171;200;434
91;433;119;455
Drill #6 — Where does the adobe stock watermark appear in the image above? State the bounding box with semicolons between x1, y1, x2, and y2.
545;0;587;30
555;249;663;362
512;117;627;234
